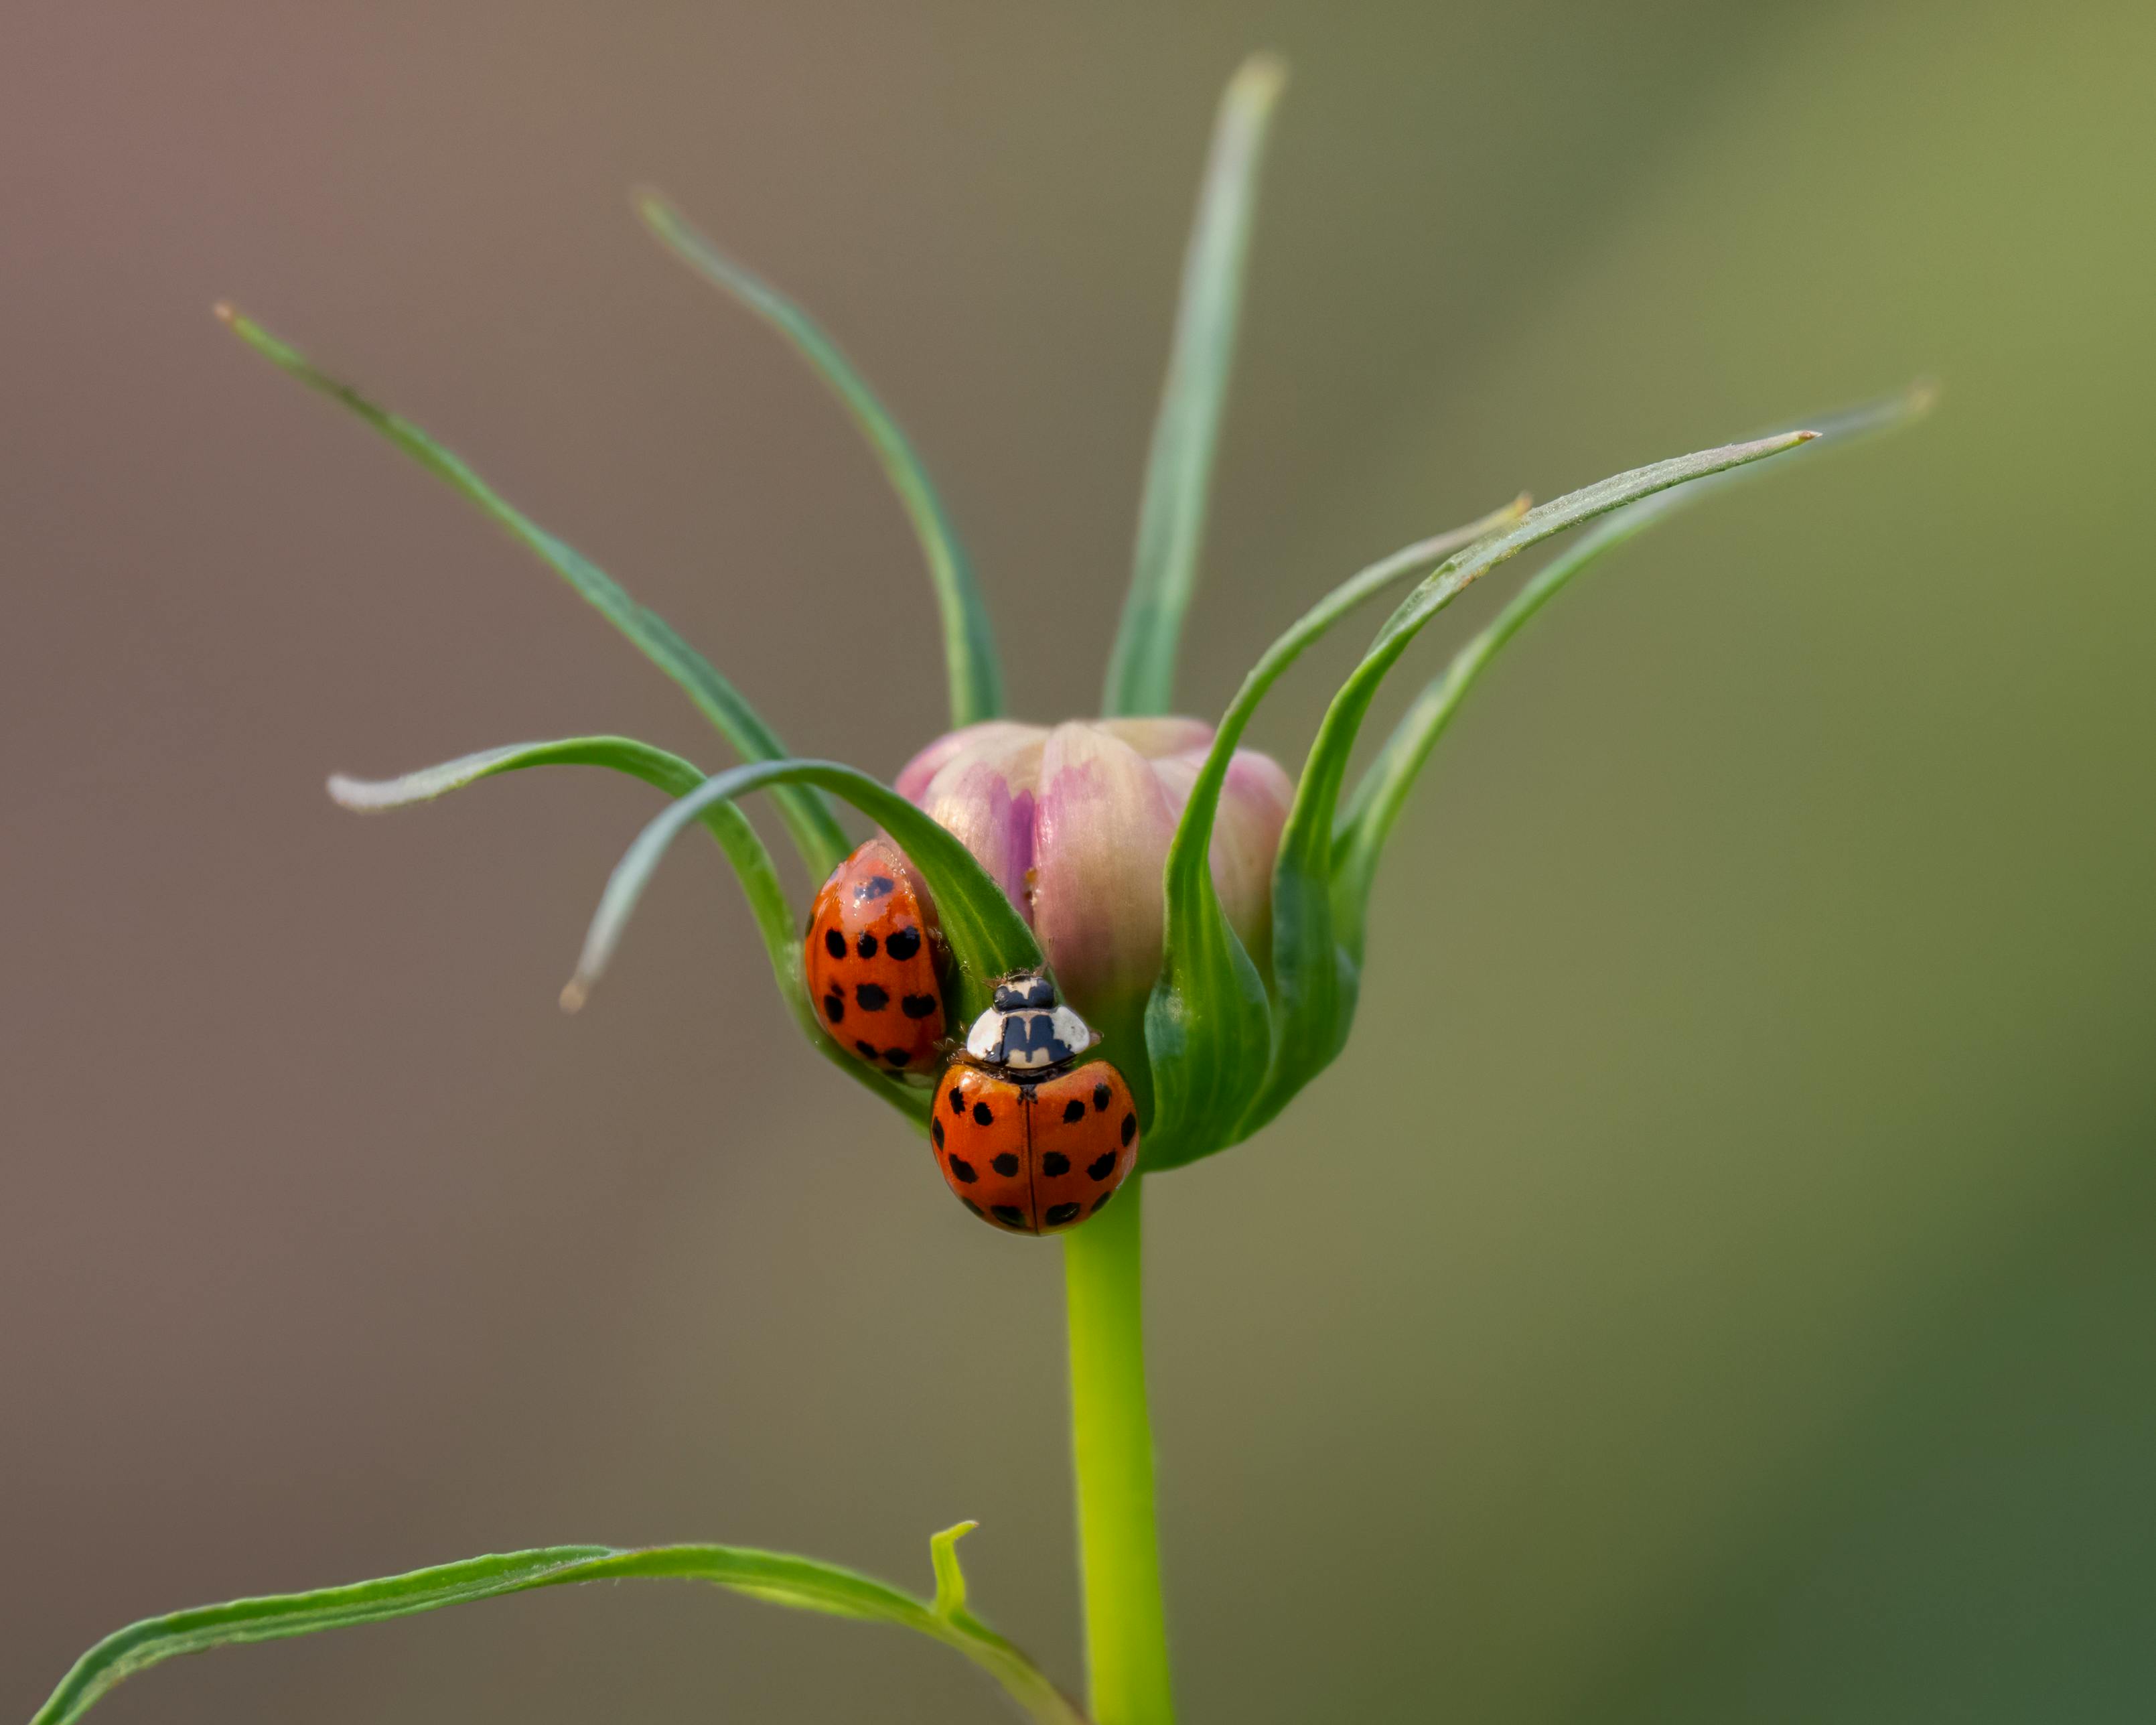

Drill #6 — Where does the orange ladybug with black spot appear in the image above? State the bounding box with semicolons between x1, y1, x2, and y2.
931;971;1139;1234
804;838;947;1079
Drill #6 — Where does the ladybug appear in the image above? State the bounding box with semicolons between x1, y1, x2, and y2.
931;971;1140;1235
804;838;947;1079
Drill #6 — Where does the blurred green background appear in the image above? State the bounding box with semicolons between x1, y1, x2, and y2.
3;1;2151;1720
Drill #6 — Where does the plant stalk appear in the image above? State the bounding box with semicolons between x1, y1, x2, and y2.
1062;1174;1173;1725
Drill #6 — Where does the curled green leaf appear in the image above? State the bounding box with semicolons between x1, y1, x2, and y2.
215;304;849;878
1240;429;1818;1141
1102;53;1289;719
29;1538;1086;1725
1143;496;1529;1170
636;192;1003;730
930;1519;979;1620
571;757;1040;1030
1332;385;1936;961
328;736;927;1124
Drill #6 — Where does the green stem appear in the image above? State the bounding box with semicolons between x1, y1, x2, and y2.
1062;1175;1174;1725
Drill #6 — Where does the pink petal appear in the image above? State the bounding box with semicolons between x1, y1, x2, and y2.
1031;721;1180;1016
907;724;1047;917
1149;744;1294;973
894;720;1044;804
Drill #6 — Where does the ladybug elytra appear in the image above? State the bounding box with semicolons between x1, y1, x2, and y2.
804;838;946;1079
931;971;1139;1235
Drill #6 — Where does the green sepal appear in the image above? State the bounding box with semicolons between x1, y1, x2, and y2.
328;737;928;1127
1102;54;1287;719
1240;429;1818;1139
215;305;850;880
571;758;1041;1032
28;1536;1085;1725
1141;498;1528;1171
636;193;1004;731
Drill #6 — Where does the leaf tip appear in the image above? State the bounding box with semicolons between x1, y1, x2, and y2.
212;299;238;325
558;977;591;1015
325;772;373;811
1230;50;1290;107
928;1519;979;1618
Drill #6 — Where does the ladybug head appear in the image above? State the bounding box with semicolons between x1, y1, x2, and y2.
993;971;1059;1012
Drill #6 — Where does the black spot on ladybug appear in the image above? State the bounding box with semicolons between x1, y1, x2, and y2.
991;1153;1019;1177
931;1118;945;1149
856;931;879;959
902;993;938;1018
1042;1151;1070;1176
1046;1202;1082;1226
948;1155;977;1184
885;926;922;961
1092;1081;1112;1112
973;1101;994;1126
961;1198;985;1218
883;1047;910;1067
991;1204;1027;1229
1120;1112;1137;1146
1088;1152;1116;1181
855;982;889;1012
949;1087;965;1115
822;991;845;1024
824;928;847;960
854;1039;878;1060
1062;1099;1086;1124
854;875;897;902
1089;1190;1115;1215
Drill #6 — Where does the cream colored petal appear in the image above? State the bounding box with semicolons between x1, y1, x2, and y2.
1094;715;1216;760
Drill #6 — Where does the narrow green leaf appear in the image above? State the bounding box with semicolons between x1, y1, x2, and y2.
570;758;1040;1031
1101;54;1288;719
29;1538;1086;1725
1239;429;1819;1141
1332;385;1936;958
328;737;928;1125
216;305;849;878
1142;496;1528;1170
636;193;1004;730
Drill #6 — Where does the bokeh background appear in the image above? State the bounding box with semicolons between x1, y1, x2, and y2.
5;1;2151;1720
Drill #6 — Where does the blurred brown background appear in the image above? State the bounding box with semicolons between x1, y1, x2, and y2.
4;1;2152;1720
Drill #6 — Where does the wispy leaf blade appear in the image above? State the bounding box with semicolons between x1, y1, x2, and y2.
29;1539;1086;1725
216;305;850;878
1102;54;1288;719
1240;429;1819;1140
329;737;927;1124
1334;385;1936;964
570;758;1040;1030
1143;497;1527;1170
637;193;1003;730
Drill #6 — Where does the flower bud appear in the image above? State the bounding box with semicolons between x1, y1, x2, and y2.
898;719;1293;1022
